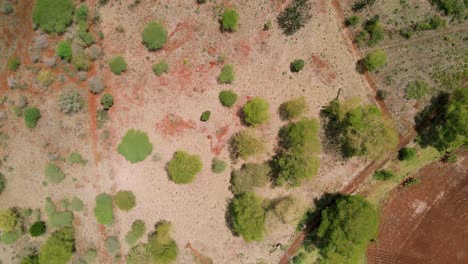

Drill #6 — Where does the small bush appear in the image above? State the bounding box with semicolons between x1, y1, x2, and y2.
7;56;20;71
142;21;168;51
100;93;114;110
272;153;319;187
200;111;211;122
399;28;413;39
398;147;417;161
376;90;388;100
56;41;72;62
345;15;360;27
404;79;428;100
105;236;121;255
109;56;127;75
84;249;97;264
402;177;420;187
272;196;304;224
69;197;84;211
277;0;311;35
211;158;227;174
37;69;55;87
1;2;13;14
88;76;105;94
279;97;307;120
125;220;146;246
264;20;272;30
94;193;114;226
29;221;46;237
49;211;73;228
113;190;136;211
167;151;203;184
59;91;84;114
221;8;239;32
118;129;153;163
0;173;5;194
364;16;384;46
219;90;238;107
441;151;458;163
44;163;66;184
72;51;89;71
0;209;19;232
20;255;39;264
76;4;88;21
67;152;86;165
290;59;304;73
197;0;206;3
152;60;169;76
229;130;265;160
32;0;74;33
373;169;394;181
218;64;235;84
279;118;321;155
23;107;41;129
230;163;270;195
38;227;75;264
363;50;387;71
230;192;266;242
243;97;270;126
97;109;109;128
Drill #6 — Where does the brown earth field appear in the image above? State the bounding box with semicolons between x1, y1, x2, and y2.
368;150;468;264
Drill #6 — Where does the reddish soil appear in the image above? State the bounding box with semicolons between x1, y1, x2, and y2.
156;114;196;137
209;125;230;155
310;53;337;84
164;21;195;53
369;150;468;264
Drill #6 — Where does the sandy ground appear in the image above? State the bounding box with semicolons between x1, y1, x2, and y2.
0;1;373;263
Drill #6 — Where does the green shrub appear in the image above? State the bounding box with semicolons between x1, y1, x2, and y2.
7;56;20;71
0;231;21;244
84;249;97;264
373;169;394;181
399;28;413;39
118;129;153;163
279;118;321;155
142;21;168;51
167;151;203;184
152;60;169;76
317;195;378;263
67;152;86;165
113;190;136;211
72;51;89;71
32;0;74;33
94;193;114;226
23;107;41;128
230;163;270;195
105;236;121;255
38;227;75;264
219;90;238;107
29;221;46;237
278;0;311;35
59;91;85;114
441;151;458;163
404;79;428;100
272;153;320;187
229;130;265;160
211;158;227;174
97;109;109;128
69;197;84;211
125;220;146;246
345;15;360;27
279;97;307;120
264;20;272;30
242;97;270;126
100;93;114;110
398;147;417;161
432;0;465;17
0;209;19;232
290;59;304;73
109;56;127;75
364;16;384;46
37;69;55;87
197;0;206;3
200;111;211;122
76;4;88;21
271;196;304;224
0;173;5;194
44;163;66;184
402;177;420;187
56;41;72;62
20;255;39;264
44;197;56;216
49;211;73;228
230;192;266;242
363;50;387;71
218;64;235;84
1;1;13;14
376;89;388;100
221;8;239;32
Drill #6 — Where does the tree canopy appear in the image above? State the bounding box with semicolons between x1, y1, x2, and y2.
38;227;75;264
230;192;266;242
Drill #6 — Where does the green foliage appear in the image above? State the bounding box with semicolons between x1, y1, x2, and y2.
0;209;18;232
100;93;114;110
44;197;56;216
373;169;394;181
113;190;136;211
221;8;239;32
271;196;304;224
364;16;384;46
125;220;146;246
242;97;270;126
278;0;311;35
37;69;55;87
345;15;360;27
142;21;168;51
363;50;387;71
218;64;235;84
219;90;238;107
317;195;378;263
197;0;206;3
38;227;75;264
69;197;84;211
290;59;304;73
211;158;227;174
152;60;169;76
229;130;265;160
1;1;13;14
167;151;203;184
44;163;66;184
0;173;5;194
59;91;85;114
29;221;46;237
279;97;307;120
272;153;319;187
24;107;41;128
76;4;88;21
432;0;466;17
20;255;39;264
32;0;74;33
49;211;73;228
398;147;417;161
402;177;420;187
105;236;121;255
200;111;211;122
230;193;266;242
94;193;114;226
441;151;458;163
118;129;153;163
230;163;270;195
405;79;429;100
7;56;20;71
71;51;89;71
109;56;128;75
84;249;97;264
97;109;109;128
264;20;272;30
56;41;72;62
279;118;321;156
0;231;21;244
67;152;87;165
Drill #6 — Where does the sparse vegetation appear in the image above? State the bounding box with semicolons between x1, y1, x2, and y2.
405;79;429;100
113;190;136;211
142;21;168;51
24;107;41;128
100;93;114;110
345;15;360;27
68;152;86;165
221;8;239;32
1;1;13;14
402;177;420;187
229;130;265;160
242;97;270;126
37;69;55;87
363;50;387;71
38;227;75;264
167;151;203;184
218;64;235;84
279;97;307;120
105;236;121;255
373;169;394;181
278;0;311;35
58;91;85;114
152;60;169;76
118;129;153;163
72;51;89;71
211;158;227;174
94;193;114;226
290;59;304;73
7;56;20;71
109;56;128;75
230;192;266;242
200;111;211;122
230;163;270;195
0;173;5;194
125;220;146;246
32;0;74;33
44;163;66;184
219;90;238;107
